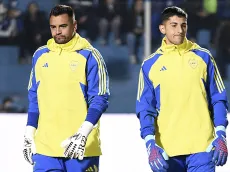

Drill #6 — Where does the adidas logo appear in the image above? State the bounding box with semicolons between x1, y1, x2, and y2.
42;63;48;67
160;66;167;71
86;165;98;172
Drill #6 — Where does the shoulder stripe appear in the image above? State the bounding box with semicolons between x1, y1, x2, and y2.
210;56;225;92
32;45;48;57
143;52;159;62
137;69;144;101
29;46;48;91
84;47;94;52
91;48;107;95
196;47;212;56
196;48;225;93
28;68;34;90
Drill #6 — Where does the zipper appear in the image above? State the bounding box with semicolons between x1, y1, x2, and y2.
58;47;62;55
177;47;184;106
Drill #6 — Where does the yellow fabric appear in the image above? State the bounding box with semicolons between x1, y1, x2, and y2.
34;34;101;157
148;38;214;156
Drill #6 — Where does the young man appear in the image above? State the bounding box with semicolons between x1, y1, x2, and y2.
136;6;228;172
23;5;109;172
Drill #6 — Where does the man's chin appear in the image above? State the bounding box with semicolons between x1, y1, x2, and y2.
54;38;68;44
174;39;184;45
55;41;65;44
54;40;67;44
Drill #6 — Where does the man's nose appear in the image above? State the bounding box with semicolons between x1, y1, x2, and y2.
178;26;183;34
56;28;61;34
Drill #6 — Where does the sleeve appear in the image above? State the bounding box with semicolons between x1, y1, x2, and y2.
85;48;110;125
207;56;228;127
136;66;158;139
27;56;39;128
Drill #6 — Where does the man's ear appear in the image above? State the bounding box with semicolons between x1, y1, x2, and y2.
159;24;165;35
74;20;77;31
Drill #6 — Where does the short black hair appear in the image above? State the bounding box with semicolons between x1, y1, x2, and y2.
161;6;187;23
49;5;75;21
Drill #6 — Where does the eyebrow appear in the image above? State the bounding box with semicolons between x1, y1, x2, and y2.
60;24;68;27
170;22;187;25
50;24;68;27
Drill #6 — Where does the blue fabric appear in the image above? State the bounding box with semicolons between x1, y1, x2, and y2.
80;83;87;101
32;154;64;171
186;152;215;172
167;155;186;172
166;152;215;172
85;108;102;125
28;47;49;128
27;112;39;128
191;48;228;129
65;156;99;172
213;102;228;127
191;49;228;105
136;54;162;139
139;112;155;138
154;85;161;112
32;154;99;172
77;49;109;117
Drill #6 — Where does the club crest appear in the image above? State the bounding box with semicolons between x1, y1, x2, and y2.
70;61;78;71
188;59;198;69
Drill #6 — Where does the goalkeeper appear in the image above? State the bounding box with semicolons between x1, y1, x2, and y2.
136;6;228;172
23;5;109;172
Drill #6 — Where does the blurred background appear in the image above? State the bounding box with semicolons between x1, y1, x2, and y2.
1;0;230;172
0;0;230;113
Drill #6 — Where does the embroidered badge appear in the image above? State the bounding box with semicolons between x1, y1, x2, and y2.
188;59;198;69
70;60;78;71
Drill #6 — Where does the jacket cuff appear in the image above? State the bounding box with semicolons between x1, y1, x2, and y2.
27;112;39;128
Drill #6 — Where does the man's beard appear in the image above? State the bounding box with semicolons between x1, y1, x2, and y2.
54;36;68;44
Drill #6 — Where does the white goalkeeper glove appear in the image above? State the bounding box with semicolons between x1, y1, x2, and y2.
23;126;36;165
61;121;94;160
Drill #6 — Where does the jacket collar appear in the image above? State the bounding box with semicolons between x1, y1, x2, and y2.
159;37;195;54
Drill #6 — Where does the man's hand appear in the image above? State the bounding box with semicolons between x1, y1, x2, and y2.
23;126;36;165
145;135;169;172
61;132;87;160
61;121;94;160
206;126;228;166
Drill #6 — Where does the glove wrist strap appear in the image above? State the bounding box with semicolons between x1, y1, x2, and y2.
144;135;155;143
215;125;226;133
25;126;36;139
78;121;94;137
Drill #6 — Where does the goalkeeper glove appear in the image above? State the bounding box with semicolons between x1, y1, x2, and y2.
206;126;228;166
145;135;169;172
61;121;94;160
23;126;36;165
